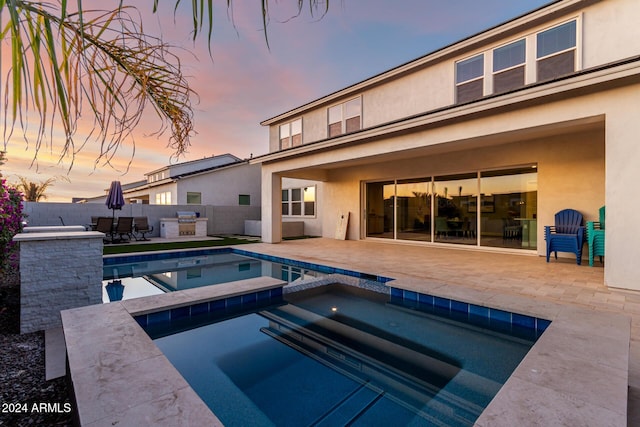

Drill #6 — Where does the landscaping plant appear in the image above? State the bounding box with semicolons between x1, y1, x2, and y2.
0;179;24;273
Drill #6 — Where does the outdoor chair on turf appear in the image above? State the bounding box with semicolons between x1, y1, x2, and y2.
114;217;134;243
95;217;114;243
133;217;153;241
545;208;585;265
586;206;605;267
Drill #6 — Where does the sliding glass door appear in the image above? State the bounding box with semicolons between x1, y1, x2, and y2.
479;167;538;249
365;181;395;239
433;173;478;245
364;165;537;250
396;178;432;242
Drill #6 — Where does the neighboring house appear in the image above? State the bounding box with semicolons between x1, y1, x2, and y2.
254;0;640;290
120;154;261;207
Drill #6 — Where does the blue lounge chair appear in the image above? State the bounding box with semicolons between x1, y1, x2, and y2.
586;206;605;267
545;209;585;265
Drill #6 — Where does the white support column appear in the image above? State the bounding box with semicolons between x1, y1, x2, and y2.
604;107;640;290
261;168;282;243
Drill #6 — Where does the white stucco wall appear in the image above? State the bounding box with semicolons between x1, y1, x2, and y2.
175;163;261;206
264;0;640;151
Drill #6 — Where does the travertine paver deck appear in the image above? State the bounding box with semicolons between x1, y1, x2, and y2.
62;277;285;426
62;238;637;425
238;238;640;425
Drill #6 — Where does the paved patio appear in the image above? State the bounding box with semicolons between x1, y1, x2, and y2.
238;238;640;425
59;236;638;425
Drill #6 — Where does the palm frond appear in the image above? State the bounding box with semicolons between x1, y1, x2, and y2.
2;1;195;170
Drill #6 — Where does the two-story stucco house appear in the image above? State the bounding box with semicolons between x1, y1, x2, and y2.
123;153;261;207
253;0;640;291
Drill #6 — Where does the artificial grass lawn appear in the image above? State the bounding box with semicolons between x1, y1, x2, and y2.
102;236;256;255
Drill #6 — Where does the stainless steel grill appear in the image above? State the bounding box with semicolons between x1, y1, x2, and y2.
176;211;197;236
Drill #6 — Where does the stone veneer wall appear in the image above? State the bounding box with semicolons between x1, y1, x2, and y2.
13;231;104;334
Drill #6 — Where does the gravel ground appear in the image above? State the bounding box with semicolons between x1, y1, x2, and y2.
0;267;73;426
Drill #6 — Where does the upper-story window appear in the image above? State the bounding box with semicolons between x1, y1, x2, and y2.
455;54;484;103
279;118;302;150
328;97;361;138
536;20;576;81
455;18;578;103
493;39;526;94
155;191;171;205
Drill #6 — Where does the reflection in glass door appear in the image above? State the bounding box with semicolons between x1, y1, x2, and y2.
364;166;536;251
366;181;395;239
479;166;537;249
396;179;432;242
433;173;478;245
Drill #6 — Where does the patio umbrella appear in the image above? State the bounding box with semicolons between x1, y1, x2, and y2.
105;181;125;220
105;280;125;302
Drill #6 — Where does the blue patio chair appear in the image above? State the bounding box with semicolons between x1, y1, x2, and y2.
586;206;605;267
545;209;585;265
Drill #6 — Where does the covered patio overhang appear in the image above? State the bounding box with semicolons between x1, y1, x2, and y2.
254;59;640;290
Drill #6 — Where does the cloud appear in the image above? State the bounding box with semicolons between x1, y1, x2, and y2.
1;0;555;202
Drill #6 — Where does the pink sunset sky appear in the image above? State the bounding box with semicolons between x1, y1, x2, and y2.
1;0;553;201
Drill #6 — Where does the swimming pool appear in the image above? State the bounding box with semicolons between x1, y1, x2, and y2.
102;248;389;302
142;282;548;426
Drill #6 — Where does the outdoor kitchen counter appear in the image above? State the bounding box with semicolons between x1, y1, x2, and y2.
159;217;208;238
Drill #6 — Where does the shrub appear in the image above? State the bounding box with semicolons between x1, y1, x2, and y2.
0;179;24;273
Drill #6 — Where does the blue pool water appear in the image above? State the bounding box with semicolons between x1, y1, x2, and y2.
143;283;548;426
102;248;388;302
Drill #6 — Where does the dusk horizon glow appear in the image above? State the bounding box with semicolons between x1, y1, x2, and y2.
1;0;554;201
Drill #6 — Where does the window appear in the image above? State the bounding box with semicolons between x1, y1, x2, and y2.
282;186;316;217
493;39;526;93
279;118;302;150
186;192;201;204
536;20;576;81
239;194;250;206
155;191;171;205
281;190;289;215
328;98;361;138
454;18;579;99
455;54;484;103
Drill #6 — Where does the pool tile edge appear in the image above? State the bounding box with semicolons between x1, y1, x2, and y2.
62;276;286;427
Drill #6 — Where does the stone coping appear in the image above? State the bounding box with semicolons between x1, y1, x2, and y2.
13;231;103;242
62;275;630;426
62;276;285;426
389;277;630;426
23;225;87;233
158;217;208;221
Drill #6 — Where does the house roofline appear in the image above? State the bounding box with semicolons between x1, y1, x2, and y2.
144;153;242;176
251;55;640;165
260;0;597;126
122;160;252;194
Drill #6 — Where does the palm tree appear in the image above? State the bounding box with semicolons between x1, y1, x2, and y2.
0;1;328;170
15;176;56;202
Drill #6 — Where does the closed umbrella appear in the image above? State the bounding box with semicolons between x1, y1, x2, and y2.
105;280;125;302
105;181;125;221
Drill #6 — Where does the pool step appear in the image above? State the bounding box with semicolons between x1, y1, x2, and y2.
309;383;384;427
260;304;490;426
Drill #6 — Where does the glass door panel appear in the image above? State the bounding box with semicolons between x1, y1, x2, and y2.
433;173;478;245
479;166;538;249
396;178;432;242
366;181;395;239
